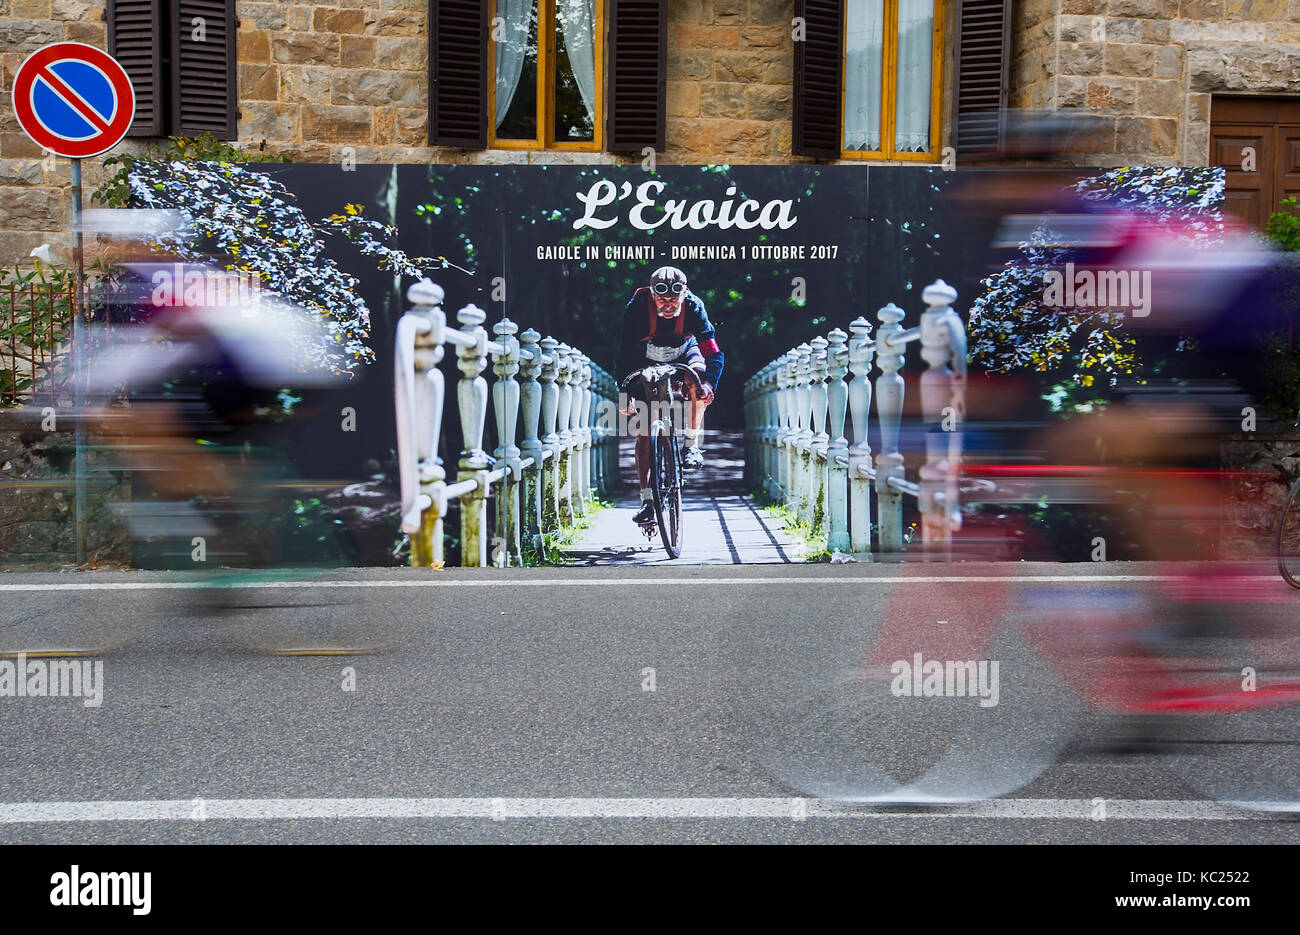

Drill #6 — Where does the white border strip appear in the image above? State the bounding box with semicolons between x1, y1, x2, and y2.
0;574;1237;593
0;797;1281;822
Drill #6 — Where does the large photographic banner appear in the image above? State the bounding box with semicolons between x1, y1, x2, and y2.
394;164;983;565
125;162;1235;568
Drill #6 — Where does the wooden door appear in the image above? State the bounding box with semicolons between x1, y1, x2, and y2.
1211;96;1300;230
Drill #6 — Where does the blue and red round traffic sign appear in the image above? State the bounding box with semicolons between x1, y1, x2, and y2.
12;42;135;159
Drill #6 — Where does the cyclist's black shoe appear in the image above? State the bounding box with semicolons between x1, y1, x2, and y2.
633;502;655;525
684;446;705;470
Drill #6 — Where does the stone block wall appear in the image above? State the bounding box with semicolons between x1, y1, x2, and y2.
0;408;131;569
1010;0;1300;167
665;0;800;162
0;0;107;266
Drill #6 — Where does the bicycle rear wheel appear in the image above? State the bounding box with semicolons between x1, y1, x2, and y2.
1277;476;1300;588
651;426;682;559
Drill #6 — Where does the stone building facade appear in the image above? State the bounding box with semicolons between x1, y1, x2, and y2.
1012;0;1300;167
0;0;1299;264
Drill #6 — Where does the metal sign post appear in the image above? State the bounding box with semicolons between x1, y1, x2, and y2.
72;156;85;564
11;42;135;566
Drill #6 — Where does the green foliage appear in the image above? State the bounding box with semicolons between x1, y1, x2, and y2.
0;257;75;405
760;502;831;562
969;166;1224;401
93;132;290;209
526;497;611;566
1250;197;1300;422
1264;196;1300;253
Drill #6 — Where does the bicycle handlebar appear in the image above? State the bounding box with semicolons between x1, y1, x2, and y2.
618;363;706;393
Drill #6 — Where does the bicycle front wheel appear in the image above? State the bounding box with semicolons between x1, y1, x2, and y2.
651;427;682;559
1277;476;1300;588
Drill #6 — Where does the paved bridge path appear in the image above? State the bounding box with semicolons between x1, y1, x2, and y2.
562;431;806;566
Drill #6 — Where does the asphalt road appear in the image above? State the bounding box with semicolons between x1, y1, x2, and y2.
1;563;1298;844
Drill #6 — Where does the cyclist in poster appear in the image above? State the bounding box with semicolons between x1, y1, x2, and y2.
615;265;725;529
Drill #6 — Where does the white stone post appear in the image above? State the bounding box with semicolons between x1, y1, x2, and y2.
456;304;490;567
794;343;814;526
582;357;595;505
518;328;544;554
917;279;965;557
809;335;830;535
766;362;782;501
571;351;589;517
492;317;522;567
539;336;561;532
775;354;792;504
395;278;446;568
755;367;771;493
555;344;575;526
826;328;850;555
875;303;907;554
846;315;875;557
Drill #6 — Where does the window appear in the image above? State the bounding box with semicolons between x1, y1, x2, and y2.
842;0;943;161
108;0;238;139
430;0;664;153
795;0;981;163
491;0;604;150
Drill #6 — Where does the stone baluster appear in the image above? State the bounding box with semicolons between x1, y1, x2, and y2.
573;353;591;516
825;328;850;555
492;317;522;567
769;353;790;507
539;336;561;531
846;315;876;557
591;366;605;497
395;278;446;568
518;328;544;554
809;335;830;534
555;343;574;526
764;361;774;501
456;303;490;567
875;303;907;554
589;362;601;498
917;279;964;557
794;343;814;526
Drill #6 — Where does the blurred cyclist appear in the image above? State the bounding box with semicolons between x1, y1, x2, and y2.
86;212;339;569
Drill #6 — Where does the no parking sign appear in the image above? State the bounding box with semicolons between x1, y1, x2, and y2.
12;42;134;159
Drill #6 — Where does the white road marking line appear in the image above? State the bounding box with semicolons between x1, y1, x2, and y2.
0;798;1285;823
0;574;1264;593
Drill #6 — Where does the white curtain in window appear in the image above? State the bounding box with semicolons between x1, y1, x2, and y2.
557;0;597;125
895;0;934;153
844;0;884;152
496;0;533;129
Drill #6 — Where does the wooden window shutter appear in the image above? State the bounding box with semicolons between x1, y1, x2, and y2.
605;0;667;153
792;0;843;158
952;0;1011;159
170;0;237;139
107;0;165;137
428;0;488;147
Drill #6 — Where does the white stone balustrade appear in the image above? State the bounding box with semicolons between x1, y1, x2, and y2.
396;278;617;567
743;279;967;560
